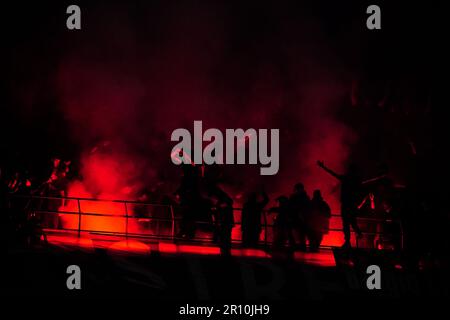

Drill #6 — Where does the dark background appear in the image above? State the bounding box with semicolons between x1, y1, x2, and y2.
0;1;443;250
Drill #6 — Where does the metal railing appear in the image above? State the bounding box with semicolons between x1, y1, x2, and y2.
6;193;403;250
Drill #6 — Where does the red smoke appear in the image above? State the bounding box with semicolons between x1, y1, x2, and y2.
59;149;143;233
54;3;357;246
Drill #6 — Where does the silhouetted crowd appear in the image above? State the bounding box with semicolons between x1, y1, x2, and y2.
0;155;427;256
0;157;71;247
173;161;403;256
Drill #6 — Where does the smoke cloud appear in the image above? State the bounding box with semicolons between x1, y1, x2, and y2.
52;2;358;213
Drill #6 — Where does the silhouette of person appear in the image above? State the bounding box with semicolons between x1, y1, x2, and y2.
40;158;68;229
241;190;269;247
210;186;234;256
175;164;202;239
7;172;23;193
317;161;363;248
289;183;310;251
362;163;398;249
362;163;394;216
357;192;376;248
307;190;331;252
269;196;296;250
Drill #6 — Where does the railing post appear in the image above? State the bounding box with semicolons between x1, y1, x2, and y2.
124;202;129;239
77;199;81;238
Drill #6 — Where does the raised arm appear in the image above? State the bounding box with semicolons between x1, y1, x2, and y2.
316;161;342;180
358;193;375;210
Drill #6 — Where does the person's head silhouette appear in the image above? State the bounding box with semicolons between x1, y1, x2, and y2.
313;189;322;200
294;183;304;192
